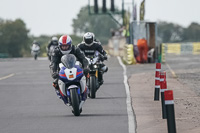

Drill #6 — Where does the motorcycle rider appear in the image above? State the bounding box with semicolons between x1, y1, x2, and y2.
49;34;89;98
47;36;58;60
31;40;40;60
78;32;108;86
31;40;40;50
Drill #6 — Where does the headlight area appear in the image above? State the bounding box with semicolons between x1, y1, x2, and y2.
93;65;98;69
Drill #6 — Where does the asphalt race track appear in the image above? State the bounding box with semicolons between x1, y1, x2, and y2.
0;57;129;133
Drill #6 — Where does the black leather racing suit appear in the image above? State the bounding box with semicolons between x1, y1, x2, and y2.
47;41;58;60
49;45;89;87
77;41;108;84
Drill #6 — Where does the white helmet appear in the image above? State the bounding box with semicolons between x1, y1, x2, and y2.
58;35;72;54
83;32;95;46
52;36;58;41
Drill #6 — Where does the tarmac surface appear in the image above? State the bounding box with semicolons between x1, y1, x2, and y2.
1;54;200;133
128;54;200;133
0;57;129;133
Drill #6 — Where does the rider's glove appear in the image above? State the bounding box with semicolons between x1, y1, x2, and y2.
52;72;59;79
83;68;90;76
104;55;108;60
99;55;104;61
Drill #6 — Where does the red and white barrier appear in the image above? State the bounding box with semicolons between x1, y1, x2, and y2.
164;90;177;133
154;63;161;101
160;71;167;119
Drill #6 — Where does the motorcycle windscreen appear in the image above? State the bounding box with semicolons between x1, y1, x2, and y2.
61;54;76;69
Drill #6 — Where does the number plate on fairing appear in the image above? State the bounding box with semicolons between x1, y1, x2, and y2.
64;68;77;80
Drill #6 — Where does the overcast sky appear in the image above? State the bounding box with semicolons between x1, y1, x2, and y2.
0;0;199;36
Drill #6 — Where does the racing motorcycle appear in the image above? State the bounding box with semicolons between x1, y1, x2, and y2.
86;51;103;99
31;44;40;60
58;54;87;116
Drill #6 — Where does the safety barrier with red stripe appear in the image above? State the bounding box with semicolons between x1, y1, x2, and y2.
153;63;177;133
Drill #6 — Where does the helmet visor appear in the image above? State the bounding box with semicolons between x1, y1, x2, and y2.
85;38;93;45
60;44;71;51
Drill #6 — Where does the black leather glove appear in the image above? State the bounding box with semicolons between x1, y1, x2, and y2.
83;68;90;76
52;72;59;79
104;55;108;60
99;55;104;61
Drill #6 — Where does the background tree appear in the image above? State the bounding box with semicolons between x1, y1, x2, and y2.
72;6;118;44
157;21;184;43
157;21;200;43
0;18;29;57
182;22;200;42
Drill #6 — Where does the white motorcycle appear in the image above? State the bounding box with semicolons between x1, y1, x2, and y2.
58;54;87;116
31;44;40;60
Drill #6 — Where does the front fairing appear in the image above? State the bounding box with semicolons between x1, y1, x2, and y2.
59;65;83;83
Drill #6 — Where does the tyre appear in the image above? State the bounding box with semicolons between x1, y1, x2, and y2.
70;89;80;116
89;76;96;98
34;54;37;60
48;55;51;61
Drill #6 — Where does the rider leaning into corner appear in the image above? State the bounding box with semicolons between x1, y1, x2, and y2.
77;32;108;86
49;35;89;97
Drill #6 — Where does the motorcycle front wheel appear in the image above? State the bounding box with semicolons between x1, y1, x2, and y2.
89;76;96;99
70;89;80;116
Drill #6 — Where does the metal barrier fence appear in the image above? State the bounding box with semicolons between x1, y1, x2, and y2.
161;42;200;63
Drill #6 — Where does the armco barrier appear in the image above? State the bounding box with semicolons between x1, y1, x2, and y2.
181;43;193;54
193;42;200;54
161;43;166;63
162;42;200;55
161;42;200;63
166;43;181;55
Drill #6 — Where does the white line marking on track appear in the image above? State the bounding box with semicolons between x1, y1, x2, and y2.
166;63;177;78
0;73;15;81
117;56;136;133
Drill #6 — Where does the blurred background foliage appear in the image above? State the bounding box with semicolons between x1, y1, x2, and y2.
72;6;118;44
1;5;200;57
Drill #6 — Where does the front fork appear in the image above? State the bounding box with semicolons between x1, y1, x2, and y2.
58;80;86;105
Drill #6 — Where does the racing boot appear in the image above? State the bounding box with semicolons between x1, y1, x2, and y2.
52;79;61;99
98;71;104;86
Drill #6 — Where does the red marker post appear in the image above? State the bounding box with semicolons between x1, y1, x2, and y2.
164;90;177;133
160;71;167;119
154;63;161;101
